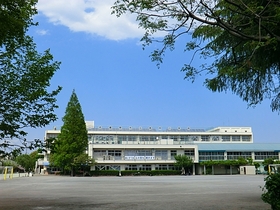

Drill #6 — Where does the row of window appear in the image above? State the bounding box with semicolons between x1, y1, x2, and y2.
95;164;177;171
93;150;279;161
46;133;252;142
88;134;251;143
125;164;176;170
94;150;194;156
198;151;279;161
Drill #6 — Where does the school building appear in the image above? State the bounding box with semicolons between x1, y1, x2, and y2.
38;122;280;175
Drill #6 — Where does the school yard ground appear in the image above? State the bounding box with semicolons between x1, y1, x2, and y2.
0;174;270;210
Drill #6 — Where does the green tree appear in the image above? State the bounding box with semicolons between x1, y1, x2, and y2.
201;157;248;167
15;150;43;171
0;0;37;47
16;153;37;172
174;154;193;174
10;148;22;161
112;0;280;111
262;173;280;210
51;90;88;176
1;159;18;169
73;153;95;176
263;158;277;171
247;158;253;165
0;0;61;157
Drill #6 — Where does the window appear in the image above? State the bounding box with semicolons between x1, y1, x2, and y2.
125;165;137;170
170;136;178;141
184;149;194;157
140;136;149;141
127;135;137;142
168;165;176;170
242;135;251;142
93;135;114;144
124;150;137;156
155;164;176;170
108;150;121;156
201;135;210;141
155;164;168;170
124;150;152;157
88;134;93;141
171;150;177;160
189;136;199;141
139;165;151;171
137;150;152;156
211;136;221;141
93;150;106;158
117;135;127;144
227;152;251;160
180;136;190;143
222;135;231;142
255;152;278;160
150;136;157;142
199;152;224;161
155;150;168;160
171;150;177;156
46;134;58;139
232;135;241;141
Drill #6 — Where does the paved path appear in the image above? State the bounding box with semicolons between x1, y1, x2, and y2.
0;175;270;210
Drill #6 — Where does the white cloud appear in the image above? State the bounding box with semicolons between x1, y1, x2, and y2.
37;0;144;40
36;29;48;35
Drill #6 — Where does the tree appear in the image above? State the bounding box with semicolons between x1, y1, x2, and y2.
15;150;42;172
112;0;280;112
16;152;37;172
50;90;88;176
263;157;280;171
0;0;61;157
73;153;95;176
174;154;193;174
200;157;248;167
0;36;61;157
262;173;280;210
254;162;260;170
247;157;253;165
0;0;37;47
1;159;18;169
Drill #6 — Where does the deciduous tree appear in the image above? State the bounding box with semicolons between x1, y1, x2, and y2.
0;0;37;47
15;152;38;172
174;154;193;174
0;0;61;157
112;0;280;111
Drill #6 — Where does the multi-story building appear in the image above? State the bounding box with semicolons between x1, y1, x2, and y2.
38;122;280;175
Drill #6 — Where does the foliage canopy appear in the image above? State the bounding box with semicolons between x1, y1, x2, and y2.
174;154;193;169
0;0;61;157
112;0;280;111
262;173;280;210
0;0;37;47
200;157;248;166
15;151;40;172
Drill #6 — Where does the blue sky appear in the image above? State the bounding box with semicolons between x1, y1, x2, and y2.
26;0;280;143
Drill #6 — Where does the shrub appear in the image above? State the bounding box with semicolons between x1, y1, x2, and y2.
90;170;119;176
89;170;181;176
262;173;280;210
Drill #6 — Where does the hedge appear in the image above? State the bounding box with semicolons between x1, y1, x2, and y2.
89;170;181;176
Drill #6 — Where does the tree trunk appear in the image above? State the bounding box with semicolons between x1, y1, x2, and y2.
71;166;74;177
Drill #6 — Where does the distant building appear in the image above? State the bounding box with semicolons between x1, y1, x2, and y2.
37;124;280;175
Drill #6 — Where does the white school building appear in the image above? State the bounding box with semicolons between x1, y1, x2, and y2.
38;122;280;175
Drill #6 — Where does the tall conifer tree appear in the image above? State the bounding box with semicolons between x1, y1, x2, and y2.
51;90;88;175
